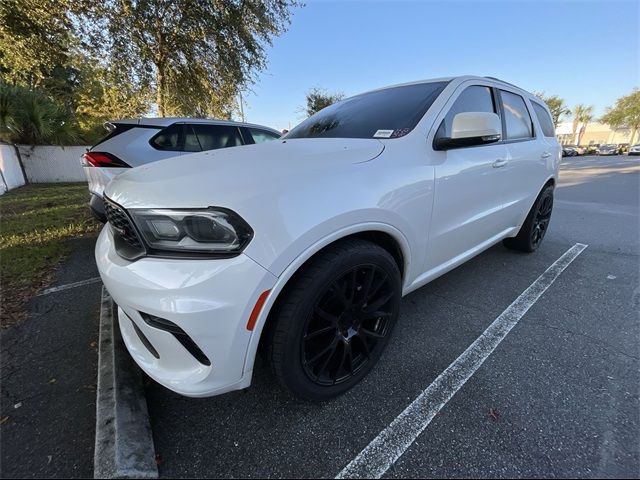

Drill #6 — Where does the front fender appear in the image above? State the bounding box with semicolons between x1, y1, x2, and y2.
241;221;412;378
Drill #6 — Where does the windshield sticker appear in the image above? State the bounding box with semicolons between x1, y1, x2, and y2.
373;129;394;138
391;128;411;138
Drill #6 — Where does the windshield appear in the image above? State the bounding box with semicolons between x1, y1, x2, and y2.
286;81;448;140
602;144;616;148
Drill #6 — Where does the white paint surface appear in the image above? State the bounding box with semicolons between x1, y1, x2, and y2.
0;144;26;193
336;243;588;479
18;145;89;183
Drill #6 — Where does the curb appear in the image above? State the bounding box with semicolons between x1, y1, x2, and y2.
94;286;158;479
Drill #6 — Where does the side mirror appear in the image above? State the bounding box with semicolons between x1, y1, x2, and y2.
433;112;502;151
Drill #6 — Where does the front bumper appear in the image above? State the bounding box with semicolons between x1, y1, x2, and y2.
95;226;278;397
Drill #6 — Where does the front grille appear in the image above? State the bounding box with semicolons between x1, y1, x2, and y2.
104;197;145;260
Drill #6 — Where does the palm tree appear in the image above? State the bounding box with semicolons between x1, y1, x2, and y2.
572;104;594;145
0;83;79;145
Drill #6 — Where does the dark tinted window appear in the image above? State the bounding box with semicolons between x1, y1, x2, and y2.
183;125;201;152
500;90;534;140
248;128;280;143
286;82;448;140
437;85;496;138
191;124;243;151
150;124;182;151
531;101;555;137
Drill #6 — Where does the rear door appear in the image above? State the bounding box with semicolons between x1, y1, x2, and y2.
426;84;510;272
497;90;551;227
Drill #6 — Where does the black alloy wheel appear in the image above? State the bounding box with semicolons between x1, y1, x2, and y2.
503;185;554;253
266;239;401;401
531;194;553;248
301;264;395;386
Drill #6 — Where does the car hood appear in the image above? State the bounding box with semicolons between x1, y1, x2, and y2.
104;138;385;209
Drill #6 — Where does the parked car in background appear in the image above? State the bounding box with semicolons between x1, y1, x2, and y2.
597;144;618;155
616;143;629;154
628;144;640;156
82;118;281;221
96;75;561;401
562;145;584;156
586;144;600;155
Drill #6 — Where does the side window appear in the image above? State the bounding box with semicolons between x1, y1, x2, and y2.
150;124;183;151
191;125;243;151
437;85;496;138
248;128;280;144
183;125;201;152
500;90;534;140
531;101;555;137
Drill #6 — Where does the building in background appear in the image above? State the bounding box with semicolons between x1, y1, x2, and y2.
556;121;637;146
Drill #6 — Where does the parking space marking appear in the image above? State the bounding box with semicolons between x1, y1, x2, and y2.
36;277;101;296
336;243;588;479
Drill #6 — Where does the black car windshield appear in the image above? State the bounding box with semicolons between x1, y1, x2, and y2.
286;81;448;140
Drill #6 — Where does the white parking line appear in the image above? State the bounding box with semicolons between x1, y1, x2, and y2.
336;243;588;479
36;277;102;296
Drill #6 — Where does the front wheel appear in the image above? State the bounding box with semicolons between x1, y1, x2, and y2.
503;185;554;253
267;239;401;401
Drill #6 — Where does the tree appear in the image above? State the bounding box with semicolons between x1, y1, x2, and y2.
0;0;74;89
75;0;298;118
601;89;640;145
533;92;571;127
304;88;344;116
0;83;80;145
572;104;593;145
74;61;151;138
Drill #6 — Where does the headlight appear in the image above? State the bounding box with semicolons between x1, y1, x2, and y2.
128;208;253;256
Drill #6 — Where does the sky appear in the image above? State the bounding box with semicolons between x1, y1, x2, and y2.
241;0;639;131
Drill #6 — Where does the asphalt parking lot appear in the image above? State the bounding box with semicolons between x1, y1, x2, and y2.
1;155;638;479
144;155;639;478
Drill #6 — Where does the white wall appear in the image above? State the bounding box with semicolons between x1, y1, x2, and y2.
0;144;27;194
17;145;89;183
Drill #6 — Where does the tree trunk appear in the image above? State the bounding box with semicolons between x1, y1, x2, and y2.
156;66;165;117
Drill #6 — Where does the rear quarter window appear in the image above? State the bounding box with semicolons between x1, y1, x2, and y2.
531;101;556;137
247;128;281;143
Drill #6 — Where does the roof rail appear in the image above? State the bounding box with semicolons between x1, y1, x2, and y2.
484;76;519;89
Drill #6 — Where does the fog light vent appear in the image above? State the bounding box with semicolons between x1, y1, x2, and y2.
139;312;211;366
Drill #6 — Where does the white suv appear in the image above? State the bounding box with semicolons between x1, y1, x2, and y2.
81;118;281;221
96;76;561;401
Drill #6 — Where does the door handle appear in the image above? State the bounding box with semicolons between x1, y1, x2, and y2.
541;152;552;159
492;159;508;168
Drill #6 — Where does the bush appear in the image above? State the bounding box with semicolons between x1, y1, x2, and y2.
0;83;81;145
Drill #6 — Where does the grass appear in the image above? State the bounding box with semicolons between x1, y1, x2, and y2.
0;183;101;326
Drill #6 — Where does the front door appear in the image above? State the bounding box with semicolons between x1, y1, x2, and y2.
425;85;510;272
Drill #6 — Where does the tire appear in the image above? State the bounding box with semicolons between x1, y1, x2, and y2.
503;185;554;253
267;239;401;401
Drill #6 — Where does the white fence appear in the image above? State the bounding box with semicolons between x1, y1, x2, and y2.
0;144;26;194
0;144;90;194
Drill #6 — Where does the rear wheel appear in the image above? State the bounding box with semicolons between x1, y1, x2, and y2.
503;185;554;253
267;239;401;401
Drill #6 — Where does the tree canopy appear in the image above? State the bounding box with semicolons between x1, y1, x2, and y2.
74;0;298;118
304;87;344;117
601;89;640;143
0;0;298;144
533;92;571;127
